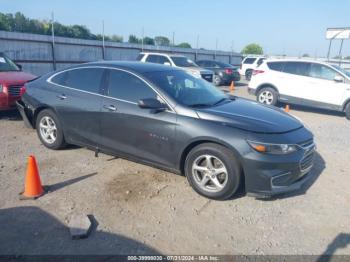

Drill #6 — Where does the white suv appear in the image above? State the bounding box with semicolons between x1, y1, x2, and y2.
239;56;266;80
137;52;214;82
248;59;350;119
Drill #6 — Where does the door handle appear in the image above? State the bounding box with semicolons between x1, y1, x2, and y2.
103;105;117;112
57;94;67;100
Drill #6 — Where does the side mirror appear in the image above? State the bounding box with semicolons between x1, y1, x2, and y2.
334;75;344;83
164;62;171;66
16;63;22;71
138;98;167;111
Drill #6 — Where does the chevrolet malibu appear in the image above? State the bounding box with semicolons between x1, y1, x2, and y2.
17;61;315;200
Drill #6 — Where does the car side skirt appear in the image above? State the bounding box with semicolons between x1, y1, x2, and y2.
278;94;343;112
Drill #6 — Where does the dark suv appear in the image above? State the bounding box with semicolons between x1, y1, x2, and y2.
196;60;240;86
18;61;315;200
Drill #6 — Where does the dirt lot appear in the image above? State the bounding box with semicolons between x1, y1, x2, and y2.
0;81;349;256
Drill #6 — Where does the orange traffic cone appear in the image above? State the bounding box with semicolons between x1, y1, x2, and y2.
230;81;235;93
20;155;45;200
285;104;290;113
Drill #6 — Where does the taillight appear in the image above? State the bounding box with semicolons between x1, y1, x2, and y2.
224;68;233;74
252;70;265;76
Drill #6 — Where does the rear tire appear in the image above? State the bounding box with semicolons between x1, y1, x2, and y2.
345;102;350;120
245;69;253;81
185;143;241;200
213;75;222;86
36;109;66;150
256;87;278;106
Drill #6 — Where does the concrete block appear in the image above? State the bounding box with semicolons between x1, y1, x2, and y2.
68;214;92;240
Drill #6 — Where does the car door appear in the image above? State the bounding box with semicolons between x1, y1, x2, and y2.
48;67;105;147
99;68;177;168
278;62;310;100
301;63;347;107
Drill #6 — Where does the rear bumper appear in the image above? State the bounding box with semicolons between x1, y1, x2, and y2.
221;73;240;83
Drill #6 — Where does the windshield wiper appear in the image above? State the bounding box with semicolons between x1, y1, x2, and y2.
189;103;212;108
211;98;231;106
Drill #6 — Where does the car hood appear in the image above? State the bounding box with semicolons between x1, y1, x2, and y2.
0;71;36;85
196;98;303;134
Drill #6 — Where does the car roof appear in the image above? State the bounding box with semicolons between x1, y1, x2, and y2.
265;58;331;66
140;52;186;57
70;61;180;73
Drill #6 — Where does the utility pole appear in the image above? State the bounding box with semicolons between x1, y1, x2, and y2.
102;20;105;60
51;12;56;70
141;27;144;52
172;31;175;46
338;39;344;66
195;35;199;60
215;38;218;60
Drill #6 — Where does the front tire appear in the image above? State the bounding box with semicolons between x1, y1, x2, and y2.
185;143;241;200
36;109;66;150
345;102;350;120
257;87;278;106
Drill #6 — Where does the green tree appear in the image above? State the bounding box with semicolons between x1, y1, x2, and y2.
143;36;154;45
176;42;192;48
302;53;310;57
344;56;350;60
128;34;140;44
110;34;123;42
154;36;170;46
241;43;263;55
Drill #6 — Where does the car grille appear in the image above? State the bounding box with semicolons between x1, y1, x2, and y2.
201;74;213;82
8;85;23;97
300;153;314;172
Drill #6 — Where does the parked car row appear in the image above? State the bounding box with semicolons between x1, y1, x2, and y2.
137;52;240;86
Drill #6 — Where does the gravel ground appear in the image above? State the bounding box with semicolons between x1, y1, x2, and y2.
0;81;349;256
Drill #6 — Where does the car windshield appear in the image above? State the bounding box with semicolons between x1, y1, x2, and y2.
171;56;197;67
0;55;20;72
144;70;230;107
332;65;350;78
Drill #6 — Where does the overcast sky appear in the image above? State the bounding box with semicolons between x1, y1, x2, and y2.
1;0;349;57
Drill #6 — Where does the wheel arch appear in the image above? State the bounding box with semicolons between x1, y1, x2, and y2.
256;83;279;95
342;98;350;111
33;105;60;128
178;138;244;176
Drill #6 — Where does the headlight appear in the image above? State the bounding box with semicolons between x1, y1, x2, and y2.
0;84;3;93
247;140;298;155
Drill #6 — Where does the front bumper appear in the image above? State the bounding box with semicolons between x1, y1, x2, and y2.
0;93;20;111
242;138;316;198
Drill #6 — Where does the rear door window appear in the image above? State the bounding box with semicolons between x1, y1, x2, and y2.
146;55;170;64
268;62;285;72
106;69;157;103
243;58;256;64
283;62;310;76
51;68;104;94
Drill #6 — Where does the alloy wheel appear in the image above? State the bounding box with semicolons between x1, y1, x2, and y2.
258;90;274;104
39;116;57;144
192;154;228;193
